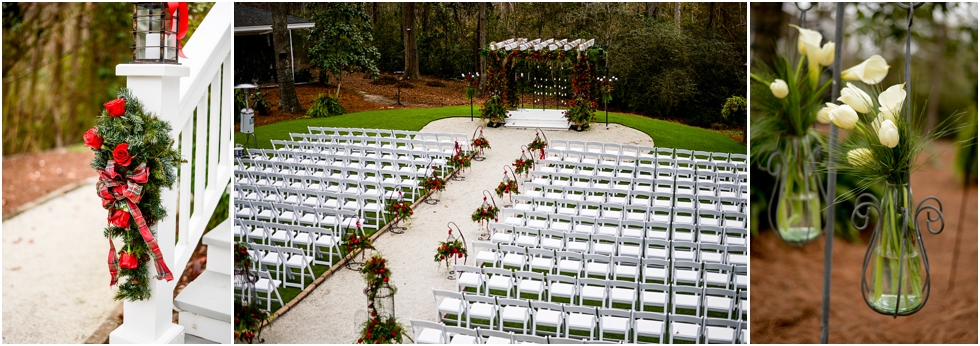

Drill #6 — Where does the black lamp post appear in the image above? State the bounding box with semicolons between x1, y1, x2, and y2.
132;2;182;64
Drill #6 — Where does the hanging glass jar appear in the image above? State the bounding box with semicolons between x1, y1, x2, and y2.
858;183;933;316
768;134;824;245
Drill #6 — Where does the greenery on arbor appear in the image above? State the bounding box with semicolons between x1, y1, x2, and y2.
306;3;381;99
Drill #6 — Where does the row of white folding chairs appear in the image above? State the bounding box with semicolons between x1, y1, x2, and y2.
525;170;744;198
489;219;748;246
472;238;749;275
499;206;748;230
234;219;345;266
307;126;470;146
468;244;746;290
431;288;745;343
510;192;748;215
238;148;450;176
245;144;453;167
234;167;423;202
541;148;740;173
548;139;745;162
234;199;370;230
235;270;283;313
236;186;388;229
413;313;746;344
275;135;466;159
254;144;454;177
289;132;471;153
439;281;745;327
235;174;407;204
247;242;316;290
536;155;746;185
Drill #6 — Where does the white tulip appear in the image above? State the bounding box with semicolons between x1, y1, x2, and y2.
830;104;859;130
878;119;900;148
816;103;837;124
841;55;890;84
838;83;874;113
770;79;789;99
789;24;823;56
818;42;835;66
877;83;906;121
790;25;834;68
847;148;874;167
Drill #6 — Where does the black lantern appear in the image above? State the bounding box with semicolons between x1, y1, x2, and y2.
132;2;180;64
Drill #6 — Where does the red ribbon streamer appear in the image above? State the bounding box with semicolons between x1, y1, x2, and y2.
167;2;188;59
98;161;174;284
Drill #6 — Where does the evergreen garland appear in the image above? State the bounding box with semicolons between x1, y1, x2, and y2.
87;87;182;302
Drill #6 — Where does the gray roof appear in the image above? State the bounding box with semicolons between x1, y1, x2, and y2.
234;4;312;28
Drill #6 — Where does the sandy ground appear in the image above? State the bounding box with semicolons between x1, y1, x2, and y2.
258;118;653;343
2;149;97;217
2;182;118;343
750;141;978;343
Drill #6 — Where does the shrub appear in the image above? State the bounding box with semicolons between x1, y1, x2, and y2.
307;94;346;118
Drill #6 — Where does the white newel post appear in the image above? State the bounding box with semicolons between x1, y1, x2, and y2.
110;64;190;344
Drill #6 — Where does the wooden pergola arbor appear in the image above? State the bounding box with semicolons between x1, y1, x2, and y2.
479;38;606;130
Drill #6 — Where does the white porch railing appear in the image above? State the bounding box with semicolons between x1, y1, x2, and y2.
111;2;232;344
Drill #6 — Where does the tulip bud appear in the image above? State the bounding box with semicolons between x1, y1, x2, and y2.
878;119;900;148
847;148;874;167
838;83;873;114
877;83;906;122
829;104;859;130
770;79;789;99
816;103;837;124
841;55;890;84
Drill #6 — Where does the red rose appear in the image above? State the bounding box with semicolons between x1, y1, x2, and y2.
108;209;131;229
383;277;389;283
104;98;126;117
83;128;103;150
113;143;133;167
119;251;138;269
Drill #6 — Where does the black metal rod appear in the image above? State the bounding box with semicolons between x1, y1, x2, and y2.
821;3;845;344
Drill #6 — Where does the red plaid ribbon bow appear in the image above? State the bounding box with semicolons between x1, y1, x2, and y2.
98;161;174;285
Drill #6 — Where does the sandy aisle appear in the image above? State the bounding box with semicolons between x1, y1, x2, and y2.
258;118;652;343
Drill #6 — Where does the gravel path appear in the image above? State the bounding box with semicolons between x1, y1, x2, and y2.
2;181;118;343
258;118;653;343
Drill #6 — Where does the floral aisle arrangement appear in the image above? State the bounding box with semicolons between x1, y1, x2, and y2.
449;141;473;171
233;242;267;344
512;152;534;177
831;56;962;315
471;129;491;156
471;196;500;230
386;199;413;223
344;221;375;259
421;168;447;195
85;88;182;302
527;132;548;160
563;96;597;130
357;255;410;344
480;94;509;126
234;300;269;343
434;229;467;270
495;173;520;201
750;24;835;245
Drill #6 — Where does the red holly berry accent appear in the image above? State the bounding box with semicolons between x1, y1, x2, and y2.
104;98;126;117
83;128;103;150
113;143;133;167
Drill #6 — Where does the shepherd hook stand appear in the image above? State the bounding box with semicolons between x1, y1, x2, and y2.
472;126;487;161
446;222;468;280
476;190;498;241
501;165;520;208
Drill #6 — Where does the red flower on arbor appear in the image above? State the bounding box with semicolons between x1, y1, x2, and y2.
108;209;131;229
104;98;126;117
83;128;103;150
113;143;133;167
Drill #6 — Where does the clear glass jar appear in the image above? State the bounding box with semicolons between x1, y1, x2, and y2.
774;137;822;244
864;183;926;315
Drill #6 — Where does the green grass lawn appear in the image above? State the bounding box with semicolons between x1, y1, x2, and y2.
235;106;746;154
